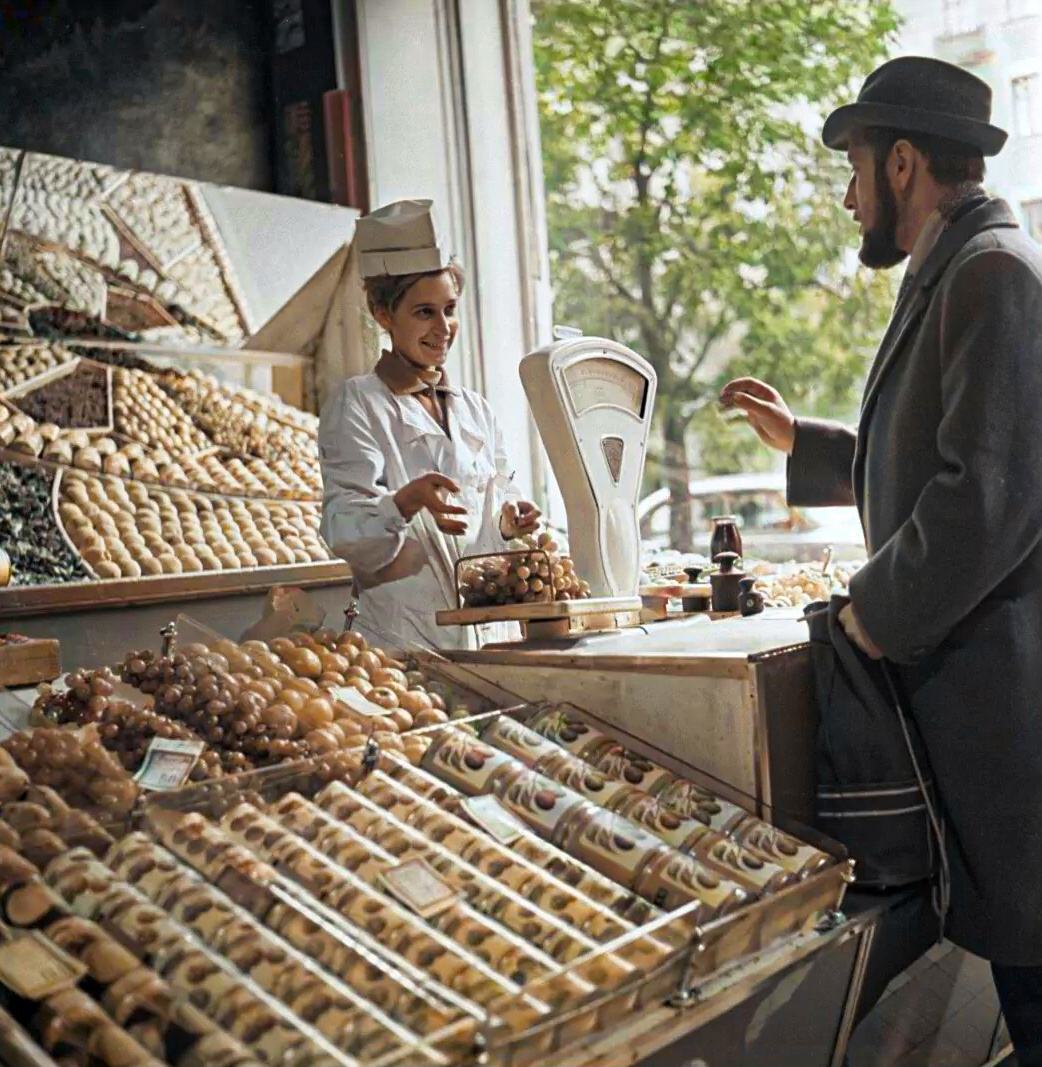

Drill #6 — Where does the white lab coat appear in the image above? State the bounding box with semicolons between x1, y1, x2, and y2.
319;371;520;651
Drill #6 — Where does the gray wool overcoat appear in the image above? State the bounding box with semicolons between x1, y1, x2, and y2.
789;198;1042;965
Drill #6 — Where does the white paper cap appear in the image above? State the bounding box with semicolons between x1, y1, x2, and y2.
356;199;453;278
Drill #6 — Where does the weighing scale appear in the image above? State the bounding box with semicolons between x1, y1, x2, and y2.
436;336;657;640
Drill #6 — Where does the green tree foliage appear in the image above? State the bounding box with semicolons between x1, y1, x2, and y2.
533;0;900;549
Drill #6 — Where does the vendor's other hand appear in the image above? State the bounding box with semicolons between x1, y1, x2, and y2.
719;378;796;455
839;603;884;660
500;500;542;539
395;473;469;535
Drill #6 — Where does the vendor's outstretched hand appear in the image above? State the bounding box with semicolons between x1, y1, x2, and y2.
395;472;469;535
720;377;796;455
500;500;542;540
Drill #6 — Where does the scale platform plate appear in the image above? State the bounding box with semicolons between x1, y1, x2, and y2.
436;596;643;639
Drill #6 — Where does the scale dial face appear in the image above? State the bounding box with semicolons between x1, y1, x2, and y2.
563;356;649;418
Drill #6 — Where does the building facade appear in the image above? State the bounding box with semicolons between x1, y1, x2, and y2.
895;0;1042;240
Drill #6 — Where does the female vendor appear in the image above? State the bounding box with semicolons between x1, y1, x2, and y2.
319;199;541;650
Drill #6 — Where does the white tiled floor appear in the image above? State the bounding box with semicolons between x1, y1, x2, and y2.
848;943;1009;1067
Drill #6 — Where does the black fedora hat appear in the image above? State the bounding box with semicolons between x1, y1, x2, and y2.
822;56;1007;156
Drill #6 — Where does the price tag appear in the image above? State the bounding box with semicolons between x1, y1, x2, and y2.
133;738;205;791
330;685;389;718
0;932;86;999
461;794;526;845
379;859;458;918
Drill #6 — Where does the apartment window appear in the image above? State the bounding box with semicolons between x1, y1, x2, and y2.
943;0;977;34
1013;75;1042;136
1008;0;1040;17
1024;201;1042;242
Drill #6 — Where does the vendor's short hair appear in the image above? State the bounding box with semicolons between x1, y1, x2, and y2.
364;261;466;315
858;126;986;186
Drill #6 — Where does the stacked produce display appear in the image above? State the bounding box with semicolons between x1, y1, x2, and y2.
1;147;251;346
0;699;847;1066
0;348;336;595
12;628;468;816
458;534;592;608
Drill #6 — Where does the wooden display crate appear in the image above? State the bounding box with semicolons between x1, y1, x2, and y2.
0;635;60;686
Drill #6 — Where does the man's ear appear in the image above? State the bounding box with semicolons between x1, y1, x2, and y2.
372;306;394;333
889;139;917;194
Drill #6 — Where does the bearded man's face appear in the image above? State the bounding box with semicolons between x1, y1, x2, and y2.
844;140;908;270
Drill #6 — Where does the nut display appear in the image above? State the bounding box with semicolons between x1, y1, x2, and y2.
113;368;211;456
0;344;333;589
459;534;591;608
160;372;321;479
58;472;331;579
0;340;74;391
0;459;89;585
10;359;109;428
0;697;846;1067
750;563;860;607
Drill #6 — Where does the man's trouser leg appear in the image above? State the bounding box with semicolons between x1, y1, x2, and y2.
993;962;1042;1066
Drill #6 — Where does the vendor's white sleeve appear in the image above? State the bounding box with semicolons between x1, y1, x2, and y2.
319;385;410;574
472;410;523;555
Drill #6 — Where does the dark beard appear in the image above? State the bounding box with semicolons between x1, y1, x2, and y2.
858;157;908;270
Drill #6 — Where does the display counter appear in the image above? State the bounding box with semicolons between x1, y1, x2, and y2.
437;610;818;827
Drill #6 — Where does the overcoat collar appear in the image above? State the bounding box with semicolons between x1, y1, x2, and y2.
858;198;1018;425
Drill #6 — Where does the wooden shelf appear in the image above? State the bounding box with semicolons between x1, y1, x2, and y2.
0;559;352;618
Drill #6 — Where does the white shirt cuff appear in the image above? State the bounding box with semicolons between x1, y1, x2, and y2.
378;491;410;533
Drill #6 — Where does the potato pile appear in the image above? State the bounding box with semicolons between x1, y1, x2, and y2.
57;471;331;579
35;666;226;778
113;368;210;455
0;341;73;391
459;532;592;607
1;725;139;816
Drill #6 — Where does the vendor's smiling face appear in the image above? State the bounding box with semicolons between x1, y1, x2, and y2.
377;271;459;368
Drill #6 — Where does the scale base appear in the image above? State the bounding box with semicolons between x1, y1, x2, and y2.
436;596;643;641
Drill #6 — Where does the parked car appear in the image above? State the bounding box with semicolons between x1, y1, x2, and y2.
638;472;866;563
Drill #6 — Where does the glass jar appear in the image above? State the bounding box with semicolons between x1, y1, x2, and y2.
709;515;743;561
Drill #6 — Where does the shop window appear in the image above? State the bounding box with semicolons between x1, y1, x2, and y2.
1008;0;1041;17
1013;75;1042;137
1024;200;1042;242
942;0;979;34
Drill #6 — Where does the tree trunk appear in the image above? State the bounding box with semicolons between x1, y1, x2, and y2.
663;406;695;552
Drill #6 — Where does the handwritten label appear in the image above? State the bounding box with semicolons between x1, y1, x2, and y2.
330;685;390;718
133;738;205;791
461;794;526;845
379;859;458;917
0;933;87;999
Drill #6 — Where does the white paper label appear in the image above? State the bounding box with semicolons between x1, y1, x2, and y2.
379;859;458;917
0;932;87;999
133;738;205;791
461;794;526;845
330;685;390;718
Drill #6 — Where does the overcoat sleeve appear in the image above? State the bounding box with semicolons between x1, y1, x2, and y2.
851;246;1042;664
786;418;857;507
318;382;412;573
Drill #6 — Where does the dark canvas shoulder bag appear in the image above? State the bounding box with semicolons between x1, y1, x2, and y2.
805;595;943;889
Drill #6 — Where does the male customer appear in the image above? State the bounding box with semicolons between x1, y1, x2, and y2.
722;57;1042;1064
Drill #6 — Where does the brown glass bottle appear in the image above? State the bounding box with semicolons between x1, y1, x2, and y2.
710;515;743;561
